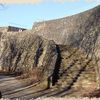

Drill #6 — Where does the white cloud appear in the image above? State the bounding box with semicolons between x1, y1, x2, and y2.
0;0;43;4
0;0;99;4
54;0;100;3
54;0;78;3
85;0;100;2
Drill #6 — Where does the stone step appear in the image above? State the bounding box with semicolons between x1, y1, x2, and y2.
57;59;92;89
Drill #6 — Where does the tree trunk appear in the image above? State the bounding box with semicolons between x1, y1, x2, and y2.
95;59;100;89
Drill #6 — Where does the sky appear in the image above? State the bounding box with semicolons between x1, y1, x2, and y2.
0;0;100;29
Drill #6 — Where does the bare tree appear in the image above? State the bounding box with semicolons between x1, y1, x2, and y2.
0;3;7;10
0;3;4;9
83;28;100;89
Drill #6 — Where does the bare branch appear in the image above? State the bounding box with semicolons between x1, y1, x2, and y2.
0;3;7;10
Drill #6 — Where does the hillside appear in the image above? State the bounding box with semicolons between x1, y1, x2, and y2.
0;42;97;99
0;5;100;99
32;5;100;58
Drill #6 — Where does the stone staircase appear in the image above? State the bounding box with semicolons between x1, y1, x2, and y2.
57;56;92;90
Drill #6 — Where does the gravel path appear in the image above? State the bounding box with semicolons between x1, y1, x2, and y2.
0;75;40;99
1;75;100;100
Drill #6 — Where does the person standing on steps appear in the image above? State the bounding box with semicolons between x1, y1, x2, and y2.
46;45;61;89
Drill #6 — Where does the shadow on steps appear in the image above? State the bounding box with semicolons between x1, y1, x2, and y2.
49;59;92;97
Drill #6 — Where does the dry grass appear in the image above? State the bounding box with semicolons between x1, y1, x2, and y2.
1;97;100;100
35;97;100;100
17;68;42;81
